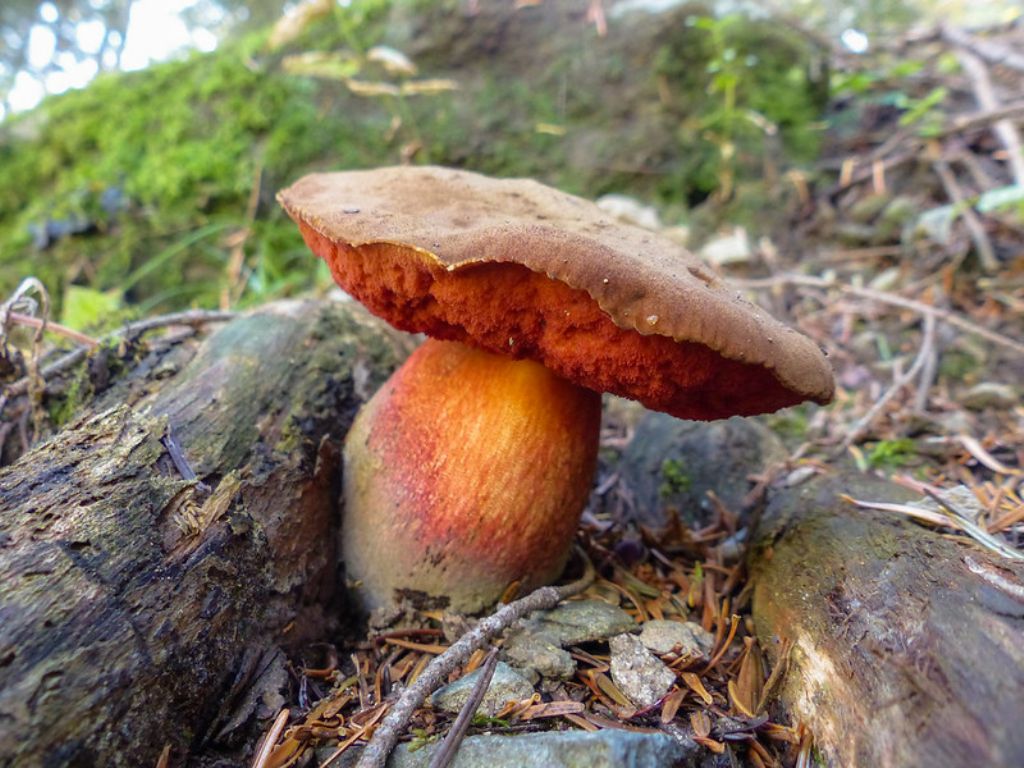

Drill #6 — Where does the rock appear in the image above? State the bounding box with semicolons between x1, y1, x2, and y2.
849;193;892;224
962;382;1018;411
874;194;917;242
609;633;677;710
915;204;956;246
503;632;576;680
537;599;636;643
698;227;751;266
929;409;973;435
595;194;662;231
638;620;714;657
430;662;535;717
502;599;636;679
835;222;877;245
618;412;787;530
331;729;697;767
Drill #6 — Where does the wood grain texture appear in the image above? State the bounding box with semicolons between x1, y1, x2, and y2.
751;471;1024;768
0;300;408;768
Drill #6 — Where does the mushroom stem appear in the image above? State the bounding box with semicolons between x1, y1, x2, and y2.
343;339;601;613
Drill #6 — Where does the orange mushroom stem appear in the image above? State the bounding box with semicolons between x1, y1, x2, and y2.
343;338;601;613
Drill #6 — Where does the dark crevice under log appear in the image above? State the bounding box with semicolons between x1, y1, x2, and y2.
0;300;410;768
751;471;1024;768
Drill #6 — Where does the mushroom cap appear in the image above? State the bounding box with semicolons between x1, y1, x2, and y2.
278;166;834;420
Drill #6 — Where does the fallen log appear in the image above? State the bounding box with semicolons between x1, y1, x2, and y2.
0;300;409;768
751;470;1024;768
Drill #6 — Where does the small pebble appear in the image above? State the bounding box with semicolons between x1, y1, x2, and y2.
639;619;715;657
609;633;676;710
430;662;534;717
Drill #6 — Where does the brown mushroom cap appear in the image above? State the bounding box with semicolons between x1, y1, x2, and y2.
278;166;834;420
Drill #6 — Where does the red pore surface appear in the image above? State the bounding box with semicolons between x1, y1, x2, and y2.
300;223;800;420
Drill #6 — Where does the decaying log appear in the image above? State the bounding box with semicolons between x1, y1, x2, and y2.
0;300;409;768
751;470;1024;768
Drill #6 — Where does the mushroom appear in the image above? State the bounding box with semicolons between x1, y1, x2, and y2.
278;166;834;613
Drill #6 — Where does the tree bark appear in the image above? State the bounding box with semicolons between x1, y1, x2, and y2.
0;299;410;768
751;470;1024;768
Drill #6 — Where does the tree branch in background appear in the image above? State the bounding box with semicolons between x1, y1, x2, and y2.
950;35;1024;186
931;155;999;272
839;313;937;453
734;274;1024;357
941;23;1024;75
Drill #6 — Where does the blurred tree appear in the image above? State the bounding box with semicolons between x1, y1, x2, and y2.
1;1;132;111
0;0;290;116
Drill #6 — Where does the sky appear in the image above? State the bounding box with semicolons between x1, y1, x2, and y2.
6;0;220;116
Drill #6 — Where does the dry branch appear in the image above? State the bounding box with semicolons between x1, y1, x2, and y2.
734;274;1024;356
353;550;596;768
941;23;1024;74
952;40;1024;186
932;157;998;272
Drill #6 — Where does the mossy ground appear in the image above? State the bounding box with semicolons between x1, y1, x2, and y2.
0;0;827;325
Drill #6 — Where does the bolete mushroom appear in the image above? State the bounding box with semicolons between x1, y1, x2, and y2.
278;166;833;612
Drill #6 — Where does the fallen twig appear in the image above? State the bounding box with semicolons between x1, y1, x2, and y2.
354;548;596;768
931;156;999;272
923;486;1024;561
953;42;1024;186
941;23;1024;75
845;491;1024;562
733;274;1024;357
0;309;237;409
840;313;937;452
2;278;51;440
824;97;1024;196
427;648;500;768
3;312;99;348
946;101;1024;139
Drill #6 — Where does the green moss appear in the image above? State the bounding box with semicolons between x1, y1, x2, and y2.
47;370;86;429
766;406;810;441
45;341;131;428
867;438;917;470
659;457;693;498
1;2;829;314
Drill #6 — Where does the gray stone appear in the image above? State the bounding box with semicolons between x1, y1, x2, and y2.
915;204;956;246
430;662;535;717
535;599;637;644
875;195;918;242
502;600;636;680
503;631;576;679
638;620;714;657
372;729;695;767
849;192;892;223
609;633;677;710
962;382;1018;411
835;221;877;245
618;412;787;530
